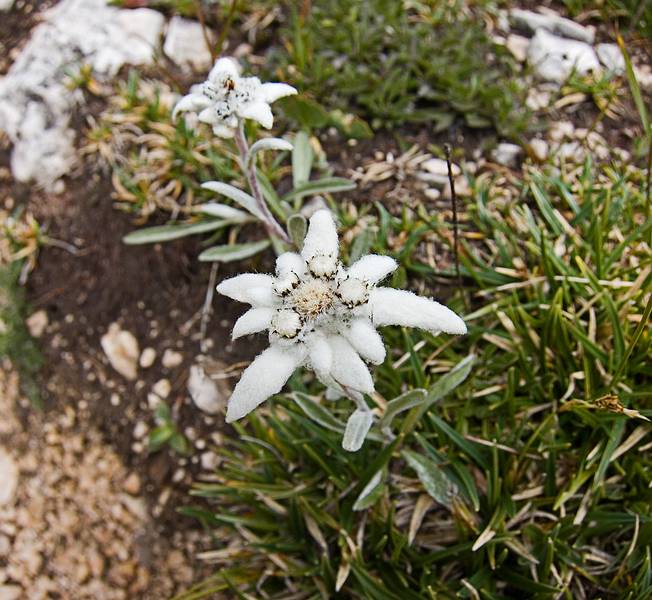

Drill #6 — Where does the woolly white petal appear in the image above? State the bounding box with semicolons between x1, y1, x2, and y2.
342;318;386;365
172;93;211;119
347;254;397;284
225;345;305;422
208;57;240;81
216;274;275;306
369;288;467;335
325;387;344;401
328;335;374;394
213;124;236;138
232;307;274;340
198;107;219;124
260;82;298;103
305;332;333;375
239;101;274;129
275;252;307;278
301;209;339;262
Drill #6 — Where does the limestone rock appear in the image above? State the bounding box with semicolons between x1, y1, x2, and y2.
26;310;48;338
510;8;594;44
139;347;156;369
528;29;600;83
596;43;625;74
100;323;139;380
0;449;18;506
188;364;223;415
0;0;164;188
491;143;522;168
163;16;213;72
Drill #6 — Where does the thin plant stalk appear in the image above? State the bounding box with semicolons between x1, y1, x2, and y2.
444;143;461;286
234;122;290;244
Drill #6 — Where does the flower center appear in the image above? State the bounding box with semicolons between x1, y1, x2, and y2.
290;279;334;318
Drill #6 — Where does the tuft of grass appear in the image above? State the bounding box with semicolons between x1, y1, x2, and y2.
268;0;531;136
0;263;43;408
179;149;652;597
562;0;652;37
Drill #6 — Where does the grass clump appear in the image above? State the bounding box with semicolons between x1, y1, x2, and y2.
270;0;531;136
178;151;652;598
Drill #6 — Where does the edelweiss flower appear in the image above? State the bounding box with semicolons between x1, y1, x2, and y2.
217;210;467;423
172;57;297;138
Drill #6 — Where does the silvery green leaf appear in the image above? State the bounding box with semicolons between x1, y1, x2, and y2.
198;240;270;262
249;138;293;163
292;392;346;433
402;450;456;508
122;219;230;245
193;203;251;222
378;389;427;429
287;213;307;250
342;409;373;452
283;177;356;202
353;468;384;511
201;181;264;220
292;131;313;188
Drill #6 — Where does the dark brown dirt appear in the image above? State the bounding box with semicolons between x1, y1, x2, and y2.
22;156;266;529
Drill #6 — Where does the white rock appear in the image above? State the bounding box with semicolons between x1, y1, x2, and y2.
188;364;223;414
528;138;549;162
147;393;162;410
506;34;529;63
549;120;575;142
152;378;171;399
510;8;594;44
596;43;625;74
0;586;23;600
139;347;156;369
634;64;652;90
528;29;600;83
163;16;213;72
133;421;148;439
418;158;460;187
424;188;441;201
0;0;164;189
100;323;139;380
0;0;14;11
26;310;48;338
0;449;18;506
200;451;219;471
558;141;585;163
491;143;522;167
162;349;183;369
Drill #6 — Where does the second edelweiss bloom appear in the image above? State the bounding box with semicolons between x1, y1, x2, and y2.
217;209;467;423
172;57;297;138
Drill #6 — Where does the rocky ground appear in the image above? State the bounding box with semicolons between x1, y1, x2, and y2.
0;364;212;600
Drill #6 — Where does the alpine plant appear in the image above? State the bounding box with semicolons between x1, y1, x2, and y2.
217;210;467;444
172;57;297;138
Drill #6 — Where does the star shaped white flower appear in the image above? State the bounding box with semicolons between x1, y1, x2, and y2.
217;209;467;423
172;57;297;138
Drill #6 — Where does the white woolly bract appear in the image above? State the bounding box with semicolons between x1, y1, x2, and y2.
369;288;467;335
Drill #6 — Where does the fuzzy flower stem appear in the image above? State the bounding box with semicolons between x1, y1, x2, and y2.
234;122;291;244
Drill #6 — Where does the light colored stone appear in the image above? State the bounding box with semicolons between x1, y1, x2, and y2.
188;364;223;414
528;29;600;83
101;323;139;380
506;34;529;63
133;421;148;439
200;451;219;471
596;43;625;74
26;310;48;338
491;143;522;167
152;378;171;399
139;347;156;369
162;349;183;369
528;139;549;162
424;188;441;201
0;585;23;600
0;0;164;188
0;449;18;506
163;16;213;72
510;8;594;44
549;120;575;142
147;393;162;410
0;0;14;11
122;472;141;495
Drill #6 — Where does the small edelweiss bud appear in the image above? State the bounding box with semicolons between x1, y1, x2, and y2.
271;309;302;338
308;254;337;278
273;273;299;297
338;277;368;307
